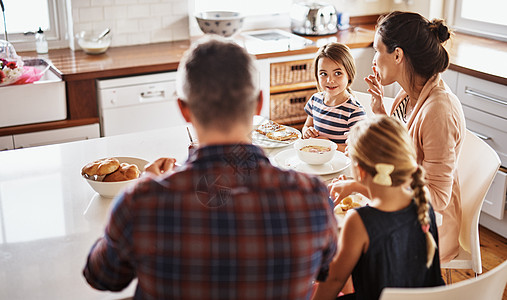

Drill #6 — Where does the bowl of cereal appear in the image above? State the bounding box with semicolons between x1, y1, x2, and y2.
294;138;337;165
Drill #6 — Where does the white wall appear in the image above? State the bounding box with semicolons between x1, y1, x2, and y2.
67;0;442;48
69;0;190;48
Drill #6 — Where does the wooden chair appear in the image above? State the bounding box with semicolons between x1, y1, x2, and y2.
441;129;501;281
379;259;507;300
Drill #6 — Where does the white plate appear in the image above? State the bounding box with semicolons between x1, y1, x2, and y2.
272;148;351;175
251;126;301;148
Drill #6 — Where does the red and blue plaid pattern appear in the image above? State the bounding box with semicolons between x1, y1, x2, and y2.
84;144;338;300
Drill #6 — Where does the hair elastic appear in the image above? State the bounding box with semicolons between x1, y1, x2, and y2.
372;163;394;186
421;224;430;233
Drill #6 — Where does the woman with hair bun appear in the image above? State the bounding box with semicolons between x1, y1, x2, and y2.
314;116;445;300
331;11;466;263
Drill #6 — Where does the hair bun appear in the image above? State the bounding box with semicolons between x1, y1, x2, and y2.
429;19;450;43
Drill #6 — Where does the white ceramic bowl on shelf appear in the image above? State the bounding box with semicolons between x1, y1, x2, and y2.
195;11;244;37
83;157;149;198
294;138;337;165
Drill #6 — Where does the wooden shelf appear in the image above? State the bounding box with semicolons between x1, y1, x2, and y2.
270;82;317;94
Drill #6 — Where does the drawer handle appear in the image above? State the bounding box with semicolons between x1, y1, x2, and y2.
141;90;165;98
465;88;507;106
469;129;491;141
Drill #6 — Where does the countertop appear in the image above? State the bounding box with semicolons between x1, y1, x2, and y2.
28;27;376;82
0;122;347;299
19;27;507;85
5;24;506;138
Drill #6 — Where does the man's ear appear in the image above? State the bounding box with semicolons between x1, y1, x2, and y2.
177;99;192;122
254;91;263;115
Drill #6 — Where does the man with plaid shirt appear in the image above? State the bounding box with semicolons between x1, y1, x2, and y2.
83;36;338;300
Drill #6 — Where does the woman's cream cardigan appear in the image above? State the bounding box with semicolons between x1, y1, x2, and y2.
390;74;466;263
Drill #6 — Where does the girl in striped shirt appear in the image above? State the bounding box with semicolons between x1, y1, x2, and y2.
303;42;366;152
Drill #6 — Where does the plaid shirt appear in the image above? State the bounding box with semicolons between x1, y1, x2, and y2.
83;144;338;300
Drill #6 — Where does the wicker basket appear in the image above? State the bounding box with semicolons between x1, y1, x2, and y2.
270;88;317;125
270;59;314;87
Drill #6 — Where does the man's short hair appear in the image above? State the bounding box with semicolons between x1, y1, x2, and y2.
176;36;260;130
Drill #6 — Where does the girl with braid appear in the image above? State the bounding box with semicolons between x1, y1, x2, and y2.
313;116;444;300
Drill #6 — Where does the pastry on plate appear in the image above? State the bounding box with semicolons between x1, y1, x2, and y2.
334;195;363;214
255;120;284;136
266;128;299;141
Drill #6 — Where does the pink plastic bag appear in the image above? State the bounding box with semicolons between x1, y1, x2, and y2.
13;66;43;85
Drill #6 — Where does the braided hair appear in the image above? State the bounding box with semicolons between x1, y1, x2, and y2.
347;116;436;267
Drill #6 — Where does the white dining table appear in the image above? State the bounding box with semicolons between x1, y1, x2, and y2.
0;122;347;300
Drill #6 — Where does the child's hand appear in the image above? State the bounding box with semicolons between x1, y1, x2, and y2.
303;126;319;139
364;66;387;115
328;175;358;206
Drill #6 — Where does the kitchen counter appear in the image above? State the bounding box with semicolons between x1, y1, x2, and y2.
0;122;347;299
6;21;507;138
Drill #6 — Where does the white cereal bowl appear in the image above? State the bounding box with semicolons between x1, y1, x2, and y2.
195;11;244;37
294;138;337;165
83;157;149;198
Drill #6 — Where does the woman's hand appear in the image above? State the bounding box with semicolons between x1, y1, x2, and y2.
144;157;177;176
303;126;320;139
364;66;387;115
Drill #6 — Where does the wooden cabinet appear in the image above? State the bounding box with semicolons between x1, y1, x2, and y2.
258;47;375;126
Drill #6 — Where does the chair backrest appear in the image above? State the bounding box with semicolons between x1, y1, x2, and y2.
352;91;395;117
456;130;500;271
379;259;507;300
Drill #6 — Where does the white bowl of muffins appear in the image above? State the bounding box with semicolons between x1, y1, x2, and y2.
81;157;149;198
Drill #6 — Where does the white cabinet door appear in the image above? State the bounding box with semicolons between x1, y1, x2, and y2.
13;124;100;149
441;69;459;94
0;135;14;151
349;47;375;94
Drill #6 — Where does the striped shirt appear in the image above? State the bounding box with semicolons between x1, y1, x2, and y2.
304;92;367;144
83;144;338;300
392;95;410;124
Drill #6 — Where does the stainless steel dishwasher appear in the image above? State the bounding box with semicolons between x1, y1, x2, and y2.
97;71;187;136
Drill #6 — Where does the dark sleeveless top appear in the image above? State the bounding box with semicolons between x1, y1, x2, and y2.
351;201;445;300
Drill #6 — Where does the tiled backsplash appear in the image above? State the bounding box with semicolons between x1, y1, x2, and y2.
70;0;189;47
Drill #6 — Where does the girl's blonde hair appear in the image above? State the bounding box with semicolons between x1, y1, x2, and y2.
313;42;356;94
347;116;436;267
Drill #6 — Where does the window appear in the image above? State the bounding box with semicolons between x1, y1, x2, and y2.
452;0;507;41
0;0;68;51
191;0;293;36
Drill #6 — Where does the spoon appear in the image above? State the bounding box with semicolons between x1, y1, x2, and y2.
95;28;110;41
186;127;194;143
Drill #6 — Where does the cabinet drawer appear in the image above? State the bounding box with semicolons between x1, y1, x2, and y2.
482;169;507;220
457;73;507;120
270;89;316;125
13;124;100;149
0;135;14;151
270;59;314;87
462;105;507;166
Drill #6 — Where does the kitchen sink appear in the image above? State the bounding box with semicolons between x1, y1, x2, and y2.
0;59;66;128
